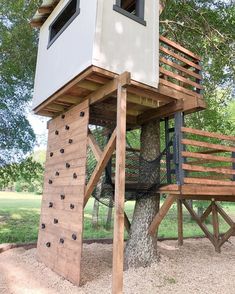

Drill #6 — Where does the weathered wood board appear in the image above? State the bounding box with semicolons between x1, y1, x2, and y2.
37;101;89;286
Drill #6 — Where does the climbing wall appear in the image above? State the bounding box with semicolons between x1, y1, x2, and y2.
37;101;89;286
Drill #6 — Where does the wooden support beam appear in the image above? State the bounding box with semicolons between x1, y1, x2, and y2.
148;195;176;236
87;128;102;161
200;203;212;223
216;203;234;227
212;202;220;253
84;129;117;207
137;100;183;125
219;226;235;248
112;81;127;294
182;200;215;246
124;212;131;234
177;199;183;246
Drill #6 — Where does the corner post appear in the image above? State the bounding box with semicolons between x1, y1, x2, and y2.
174;112;184;185
112;79;127;294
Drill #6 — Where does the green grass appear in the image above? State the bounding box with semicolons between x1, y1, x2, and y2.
1;191;235;244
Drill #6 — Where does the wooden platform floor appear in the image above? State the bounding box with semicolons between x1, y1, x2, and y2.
34;66;206;128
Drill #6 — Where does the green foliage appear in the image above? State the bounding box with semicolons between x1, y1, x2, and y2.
0;1;40;165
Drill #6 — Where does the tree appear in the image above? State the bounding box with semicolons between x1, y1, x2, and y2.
0;1;40;166
125;0;235;268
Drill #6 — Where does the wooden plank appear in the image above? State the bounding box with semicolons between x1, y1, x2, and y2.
211;202;220;253
112;82;127;294
182;200;215;246
177;199;183;246
182;163;235;176
148;195;176;236
182;139;235;153
182;151;235;164
200;203;212;223
160;46;201;70
159;35;201;61
160;57;202;80
182;127;235;142
159;78;202;98
184;178;235;186
87;129;102;161
216;203;234;227
218;227;235;248
84;129;117;206
181;185;235;196
160;67;203;90
137;100;183;125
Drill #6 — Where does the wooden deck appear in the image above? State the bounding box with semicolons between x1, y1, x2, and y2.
34;36;206;128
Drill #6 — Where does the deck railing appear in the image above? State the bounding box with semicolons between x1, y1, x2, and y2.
159;35;203;98
178;127;235;186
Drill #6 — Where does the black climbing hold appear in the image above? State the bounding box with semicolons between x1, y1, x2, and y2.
68;139;73;144
72;234;77;240
49;202;53;208
59;238;64;244
46;242;51;248
54;218;58;224
60;194;65;200
55;171;60;176
70;204;75;210
61;114;65;119
48;180;53;184
55;130;59;135
50;152;53;157
66;163;70;168
41;223;46;229
73;173;77;179
65;125;70;130
60;148;64;154
80;111;85;117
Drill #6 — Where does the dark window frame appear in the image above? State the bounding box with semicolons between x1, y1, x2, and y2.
113;0;146;26
47;0;80;49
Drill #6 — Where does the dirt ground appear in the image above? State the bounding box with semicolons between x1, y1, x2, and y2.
0;238;235;294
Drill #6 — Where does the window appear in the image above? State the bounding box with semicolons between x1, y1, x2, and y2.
48;0;80;48
113;0;146;26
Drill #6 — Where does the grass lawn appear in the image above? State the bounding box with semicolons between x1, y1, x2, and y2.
0;191;235;244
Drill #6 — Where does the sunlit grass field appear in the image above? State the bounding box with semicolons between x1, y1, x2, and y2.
0;191;235;244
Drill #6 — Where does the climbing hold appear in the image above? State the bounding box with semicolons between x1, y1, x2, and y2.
55;130;59;135
59;238;64;244
49;202;53;208
60;194;65;200
60;148;65;154
80;111;85;117
54;219;58;224
66;163;70;168
41;223;46;229
61;114;65;119
55;171;60;176
68;139;73;144
70;204;75;210
73;173;77;179
46;242;51;248
65;125;70;130
72;234;77;240
50;152;53;157
48;180;53;184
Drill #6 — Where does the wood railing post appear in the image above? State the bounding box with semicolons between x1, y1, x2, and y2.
165;117;172;184
232;152;235;181
174;112;184;185
112;81;127;294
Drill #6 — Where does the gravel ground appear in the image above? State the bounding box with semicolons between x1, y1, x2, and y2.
0;238;235;294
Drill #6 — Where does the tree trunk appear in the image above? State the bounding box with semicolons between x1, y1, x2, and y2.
92;199;99;229
106;205;113;230
124;120;160;269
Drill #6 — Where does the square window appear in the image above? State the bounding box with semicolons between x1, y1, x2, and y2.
113;0;146;26
48;0;80;48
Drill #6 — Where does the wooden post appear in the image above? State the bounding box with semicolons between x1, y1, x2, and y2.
112;81;127;294
174;112;184;185
211;201;220;253
177;199;183;246
232;152;235;181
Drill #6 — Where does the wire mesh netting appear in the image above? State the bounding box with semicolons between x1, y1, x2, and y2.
86;125;175;208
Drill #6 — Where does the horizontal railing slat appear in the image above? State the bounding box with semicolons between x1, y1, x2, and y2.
183;163;235;176
184;178;235;186
182;139;235;153
160;35;201;61
182;151;235;163
182;127;235;142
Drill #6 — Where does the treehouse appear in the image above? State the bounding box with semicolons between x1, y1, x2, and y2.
31;1;235;293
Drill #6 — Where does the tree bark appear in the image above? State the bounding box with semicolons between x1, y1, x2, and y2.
124;120;160;269
106;205;113;230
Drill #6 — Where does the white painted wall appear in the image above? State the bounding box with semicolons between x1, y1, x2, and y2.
33;0;97;109
33;0;159;110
